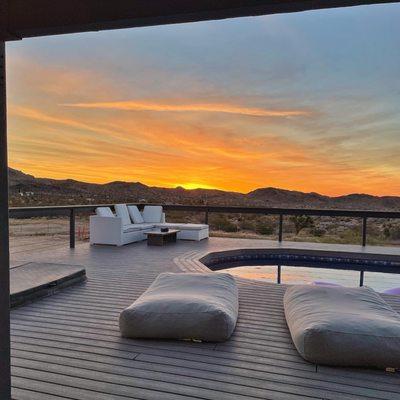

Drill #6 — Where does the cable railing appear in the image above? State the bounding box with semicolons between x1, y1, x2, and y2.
9;203;400;249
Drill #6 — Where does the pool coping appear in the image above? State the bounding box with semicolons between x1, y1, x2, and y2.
199;247;400;274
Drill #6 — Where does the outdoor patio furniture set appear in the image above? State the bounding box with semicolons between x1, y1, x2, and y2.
90;204;209;246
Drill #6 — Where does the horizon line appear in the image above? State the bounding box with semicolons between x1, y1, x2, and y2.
9;166;399;199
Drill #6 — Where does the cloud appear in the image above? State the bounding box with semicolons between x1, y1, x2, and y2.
63;100;311;118
8;105;124;139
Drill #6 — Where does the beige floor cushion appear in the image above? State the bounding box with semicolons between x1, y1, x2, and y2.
120;272;239;342
284;285;400;368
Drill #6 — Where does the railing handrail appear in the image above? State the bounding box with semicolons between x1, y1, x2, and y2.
9;203;400;219
8;202;400;249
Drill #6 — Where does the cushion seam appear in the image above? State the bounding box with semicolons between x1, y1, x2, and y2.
306;328;400;339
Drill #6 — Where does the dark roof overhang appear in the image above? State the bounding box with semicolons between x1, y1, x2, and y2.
1;0;398;41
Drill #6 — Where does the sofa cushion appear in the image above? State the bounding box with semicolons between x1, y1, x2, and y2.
119;272;239;342
123;223;154;233
155;223;208;231
128;205;145;224
284;285;400;368
115;204;131;226
95;207;115;217
142;206;163;223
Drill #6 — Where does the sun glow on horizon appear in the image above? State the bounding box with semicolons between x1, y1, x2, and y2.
175;183;221;191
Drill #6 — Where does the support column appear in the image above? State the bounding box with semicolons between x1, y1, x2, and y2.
0;41;11;400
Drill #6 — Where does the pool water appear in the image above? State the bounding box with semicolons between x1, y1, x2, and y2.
218;265;400;293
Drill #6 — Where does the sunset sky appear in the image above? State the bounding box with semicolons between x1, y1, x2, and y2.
6;3;400;196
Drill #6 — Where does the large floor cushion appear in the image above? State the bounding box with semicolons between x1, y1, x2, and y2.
284;285;400;368
120;272;239;342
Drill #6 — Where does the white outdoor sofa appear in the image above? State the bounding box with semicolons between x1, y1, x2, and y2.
90;204;209;246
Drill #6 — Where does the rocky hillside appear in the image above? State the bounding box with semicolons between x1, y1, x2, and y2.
8;168;400;210
247;187;400;210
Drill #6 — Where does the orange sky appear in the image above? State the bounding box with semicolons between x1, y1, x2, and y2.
6;5;400;196
8;98;399;195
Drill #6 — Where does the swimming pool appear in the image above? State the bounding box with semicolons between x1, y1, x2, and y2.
200;248;400;292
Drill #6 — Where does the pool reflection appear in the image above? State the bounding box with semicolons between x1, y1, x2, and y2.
218;265;400;292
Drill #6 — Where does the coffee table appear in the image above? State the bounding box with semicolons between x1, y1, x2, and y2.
144;229;180;246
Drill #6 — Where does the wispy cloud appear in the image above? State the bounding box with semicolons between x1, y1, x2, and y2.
8;105;125;139
63;100;311;118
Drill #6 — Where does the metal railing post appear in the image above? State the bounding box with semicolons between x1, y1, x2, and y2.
359;270;365;287
278;214;283;243
0;40;11;400
70;208;75;248
205;209;209;225
277;265;281;284
362;217;367;247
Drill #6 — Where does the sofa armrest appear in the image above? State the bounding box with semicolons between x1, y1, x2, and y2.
90;216;123;245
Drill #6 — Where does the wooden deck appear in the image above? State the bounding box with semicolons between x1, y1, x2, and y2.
10;237;400;399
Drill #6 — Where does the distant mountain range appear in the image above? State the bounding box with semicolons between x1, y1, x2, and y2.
8;168;400;210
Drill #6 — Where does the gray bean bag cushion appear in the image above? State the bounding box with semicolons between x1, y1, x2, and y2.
284;285;400;368
120;272;239;342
